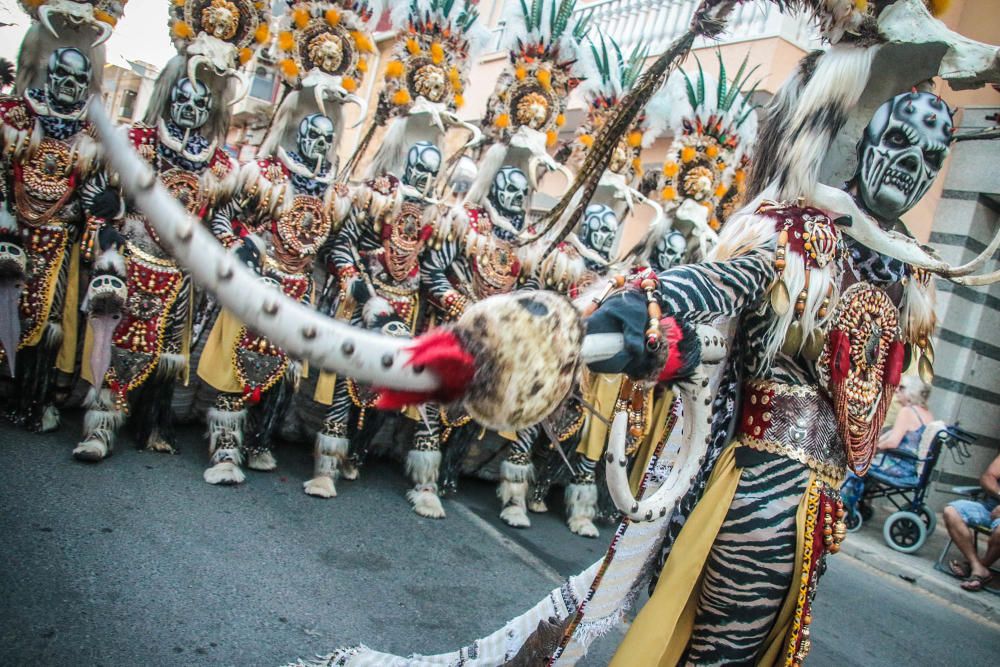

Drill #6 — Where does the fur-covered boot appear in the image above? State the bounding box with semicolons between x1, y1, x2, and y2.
406;444;445;519
498;456;535;528
565;481;599;538
303;430;349;498
72;388;125;462
204;403;246;485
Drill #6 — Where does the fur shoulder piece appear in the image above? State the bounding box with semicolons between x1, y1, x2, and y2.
353;174;402;223
0;96;36;158
0;96;33;132
128;122;158;163
204;148;239;200
237;157;292;217
325;182;353;232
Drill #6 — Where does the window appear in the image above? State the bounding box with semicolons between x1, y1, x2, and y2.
119;89;137;120
249;66;275;101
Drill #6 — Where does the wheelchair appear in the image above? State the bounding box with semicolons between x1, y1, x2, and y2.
840;422;975;554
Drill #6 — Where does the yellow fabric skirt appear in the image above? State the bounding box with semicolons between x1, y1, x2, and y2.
611;444;815;667
576;372;625;461
628;389;676;494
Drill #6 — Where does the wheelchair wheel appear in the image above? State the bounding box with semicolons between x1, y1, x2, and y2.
883;511;927;553
845;507;864;533
916;506;937;534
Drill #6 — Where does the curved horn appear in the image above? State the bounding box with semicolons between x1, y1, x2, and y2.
91;19;113;47
186;55;209;89
86;99;440;392
313;81;329;117
442;111;484;151
342;93;368;129
953;268;1000;286
600;324;727;522
226;71;250;108
38;6;60;38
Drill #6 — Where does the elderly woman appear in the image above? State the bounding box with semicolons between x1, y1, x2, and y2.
874;376;935;485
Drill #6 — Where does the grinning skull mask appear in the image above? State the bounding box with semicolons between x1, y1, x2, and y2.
297;113;336;164
582;204;619;262
402;141;442;196
652;230;687;272
170;77;213;130
856;91;953;222
489;166;529;223
45;48;91;108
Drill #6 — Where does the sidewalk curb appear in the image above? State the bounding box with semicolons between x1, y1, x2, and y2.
839;531;1000;627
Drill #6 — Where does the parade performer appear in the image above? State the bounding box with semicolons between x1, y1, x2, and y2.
416;0;589;528
197;0;371;485
0;0;121;432
72;0;266;461
305;0;487;511
640;51;760;262
89;1;1000;664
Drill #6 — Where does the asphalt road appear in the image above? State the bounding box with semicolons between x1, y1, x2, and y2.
0;413;997;666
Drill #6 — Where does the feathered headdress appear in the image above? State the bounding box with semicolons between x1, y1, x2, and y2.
567;32;648;181
18;0;125;47
357;0;486;182
646;52;759;234
169;0;270;81
483;0;591;149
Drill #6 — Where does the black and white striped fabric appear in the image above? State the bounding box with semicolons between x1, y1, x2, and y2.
658;251;774;324
682;454;811;666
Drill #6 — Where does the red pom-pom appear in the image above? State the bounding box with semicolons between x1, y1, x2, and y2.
243;384;262;405
657;316;685;383
375;329;474;410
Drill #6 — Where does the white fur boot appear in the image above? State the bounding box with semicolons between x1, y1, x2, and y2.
565;482;600;538
498;459;534;528
303;433;349;498
406;448;445;518
203;407;246;485
247;450;278;471
72;389;124;462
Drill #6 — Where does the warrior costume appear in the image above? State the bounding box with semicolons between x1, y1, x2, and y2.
198;0;373;485
73;0;264;460
307;0;486;511
0;1;120;432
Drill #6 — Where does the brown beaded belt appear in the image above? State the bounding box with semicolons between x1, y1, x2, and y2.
737;380;847;483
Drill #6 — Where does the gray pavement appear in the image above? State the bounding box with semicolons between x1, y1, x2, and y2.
0;413;997;666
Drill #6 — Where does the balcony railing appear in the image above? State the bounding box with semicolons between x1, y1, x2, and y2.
487;0;821;56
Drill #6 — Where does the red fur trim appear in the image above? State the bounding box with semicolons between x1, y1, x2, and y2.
657;316;685;383
375;329;474;410
829;329;851;384
886;340;904;387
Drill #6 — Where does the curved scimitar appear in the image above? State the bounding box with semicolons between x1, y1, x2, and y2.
86;100;440;393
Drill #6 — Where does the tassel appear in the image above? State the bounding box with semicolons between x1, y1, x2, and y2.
829;329;850;384
885;340;904;386
375;329;474;410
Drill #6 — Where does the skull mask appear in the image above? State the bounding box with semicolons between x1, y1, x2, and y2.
652;230;687;272
297;113;336;165
402;141;442;196
170;77;213;131
856;91;952;222
581;204;619;262
45;48;91;109
489;166;529;223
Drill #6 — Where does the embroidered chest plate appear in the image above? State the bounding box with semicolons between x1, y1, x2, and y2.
273;195;330;273
16;138;76;226
382;201;427;283
819;281;904;475
472;240;519;298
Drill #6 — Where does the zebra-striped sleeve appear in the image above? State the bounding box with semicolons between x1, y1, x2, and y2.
328;207;364;281
658;251;774;323
420;237;460;310
208;200;244;249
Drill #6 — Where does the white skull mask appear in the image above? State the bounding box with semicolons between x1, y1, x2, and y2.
297;113;336;164
582;204;619;261
489;166;529;222
653;230;687;271
170;77;212;131
45;48;91;108
402;141;442;196
856;91;952;222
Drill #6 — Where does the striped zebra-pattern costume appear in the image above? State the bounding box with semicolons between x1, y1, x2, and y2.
682;453;811;665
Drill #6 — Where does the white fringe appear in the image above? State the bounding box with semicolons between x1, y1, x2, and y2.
94;247;126;277
405;449;441;486
565;483;598;521
206;407;245;452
